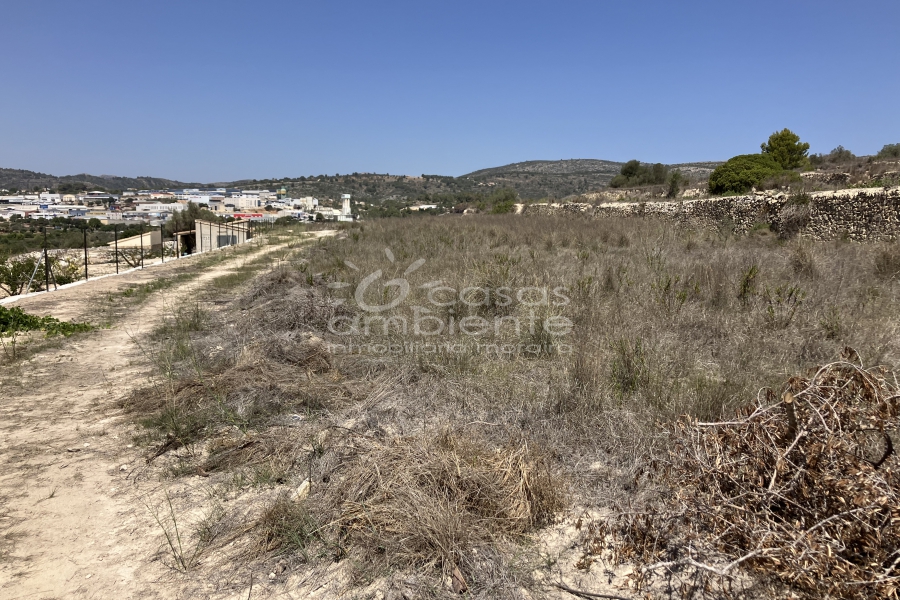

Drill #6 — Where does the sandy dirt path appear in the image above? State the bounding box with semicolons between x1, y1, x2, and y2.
0;239;302;600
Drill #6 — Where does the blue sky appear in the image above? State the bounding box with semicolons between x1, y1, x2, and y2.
1;0;898;182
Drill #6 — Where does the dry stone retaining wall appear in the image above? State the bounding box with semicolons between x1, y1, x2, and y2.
522;187;900;241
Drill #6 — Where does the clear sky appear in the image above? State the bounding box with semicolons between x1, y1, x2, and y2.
2;0;898;182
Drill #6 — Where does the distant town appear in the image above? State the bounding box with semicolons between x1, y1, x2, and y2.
0;187;360;224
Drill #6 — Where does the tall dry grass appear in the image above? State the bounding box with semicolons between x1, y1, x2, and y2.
127;216;900;597
304;215;900;420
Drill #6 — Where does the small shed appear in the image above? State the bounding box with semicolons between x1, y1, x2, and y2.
107;230;162;252
194;220;251;253
173;230;196;255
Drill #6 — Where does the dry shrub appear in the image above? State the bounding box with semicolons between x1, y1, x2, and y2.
260;331;332;372
334;430;565;580
590;354;900;599
789;242;817;278
124;352;342;451
238;264;307;308
875;243;900;280
777;196;812;239
202;430;305;474
250;285;351;333
237;262;353;334
254;494;320;559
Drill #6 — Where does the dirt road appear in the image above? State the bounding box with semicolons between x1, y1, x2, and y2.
0;240;298;600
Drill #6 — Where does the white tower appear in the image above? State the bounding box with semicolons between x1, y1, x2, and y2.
341;194;351;216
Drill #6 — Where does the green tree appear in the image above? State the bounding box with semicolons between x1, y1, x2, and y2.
877;143;900;159
809;145;855;167
708;154;782;194
87;218;102;229
164;202;219;236
609;161;669;188
620;160;642;180
0;255;45;296
665;171;683;199
761;129;810;169
488;188;518;213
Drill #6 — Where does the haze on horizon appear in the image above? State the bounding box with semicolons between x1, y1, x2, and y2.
1;0;898;183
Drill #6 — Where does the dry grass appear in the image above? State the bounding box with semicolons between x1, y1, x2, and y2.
122;355;343;451
241;427;564;595
584;356;900;599
333;430;564;578
254;494;320;560
124;215;900;597
875;242;900;280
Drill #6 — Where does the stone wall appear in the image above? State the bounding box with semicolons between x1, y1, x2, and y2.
522;186;900;241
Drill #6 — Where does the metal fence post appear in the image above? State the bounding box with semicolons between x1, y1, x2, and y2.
43;226;50;291
160;224;165;263
140;223;144;268
114;225;119;274
83;226;88;280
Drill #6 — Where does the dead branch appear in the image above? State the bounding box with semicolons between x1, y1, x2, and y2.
552;581;632;600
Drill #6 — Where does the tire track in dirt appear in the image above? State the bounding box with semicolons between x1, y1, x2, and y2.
0;236;318;600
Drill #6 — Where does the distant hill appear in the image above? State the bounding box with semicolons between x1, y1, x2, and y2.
465;158;722;177
0;168;198;194
464;159;625;178
0;158;723;202
460;159;624;198
461;159;721;199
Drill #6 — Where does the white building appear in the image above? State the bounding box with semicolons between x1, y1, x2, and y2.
238;189;277;202
180;194;225;206
234;196;262;210
134;202;187;213
292;196;318;211
173;189;201;200
39;192;62;204
80;191;117;203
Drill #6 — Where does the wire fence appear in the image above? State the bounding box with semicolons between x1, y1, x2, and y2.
0;219;268;300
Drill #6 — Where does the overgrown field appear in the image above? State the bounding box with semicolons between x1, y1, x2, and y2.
127;216;900;598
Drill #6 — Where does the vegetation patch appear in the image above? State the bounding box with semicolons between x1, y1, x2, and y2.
0;305;94;359
708;153;783;194
123;216;900;597
332;430;564;583
585;359;900;599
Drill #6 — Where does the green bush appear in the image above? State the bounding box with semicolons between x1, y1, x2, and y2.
609;160;668;188
757;169;803;191
876;143;900;160
0;305;94;359
665;170;683;198
0;305;93;337
0;255;45;296
809;145;855;167
708;154;783;194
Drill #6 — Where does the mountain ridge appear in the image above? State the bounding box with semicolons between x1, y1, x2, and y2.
0;168;199;194
0;158;724;201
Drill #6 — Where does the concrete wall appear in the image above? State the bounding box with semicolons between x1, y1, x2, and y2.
110;230;162;250
522;186;900;241
195;220;250;252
